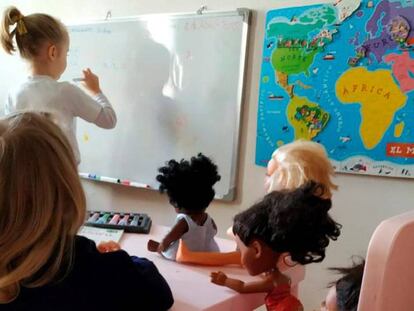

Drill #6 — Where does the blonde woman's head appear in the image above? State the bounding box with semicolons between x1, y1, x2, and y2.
1;6;68;61
265;140;337;198
0;112;85;303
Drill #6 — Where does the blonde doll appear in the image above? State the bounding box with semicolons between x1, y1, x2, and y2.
1;7;117;163
0;112;173;310
265;139;337;198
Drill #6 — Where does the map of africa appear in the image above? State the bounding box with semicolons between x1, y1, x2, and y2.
256;0;414;178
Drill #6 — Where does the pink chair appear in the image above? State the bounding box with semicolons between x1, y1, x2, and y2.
358;211;414;311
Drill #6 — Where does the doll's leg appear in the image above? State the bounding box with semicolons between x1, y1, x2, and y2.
176;239;241;266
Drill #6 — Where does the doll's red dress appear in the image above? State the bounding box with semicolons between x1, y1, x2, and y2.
265;284;303;311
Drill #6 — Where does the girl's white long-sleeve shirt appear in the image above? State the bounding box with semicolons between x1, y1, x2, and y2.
5;75;117;163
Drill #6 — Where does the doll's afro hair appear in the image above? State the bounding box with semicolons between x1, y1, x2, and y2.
156;153;221;211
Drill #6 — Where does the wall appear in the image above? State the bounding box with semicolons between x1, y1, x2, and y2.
1;0;414;309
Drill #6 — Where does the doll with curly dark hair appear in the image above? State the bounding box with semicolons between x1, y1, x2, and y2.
321;258;365;311
147;153;221;260
211;181;341;311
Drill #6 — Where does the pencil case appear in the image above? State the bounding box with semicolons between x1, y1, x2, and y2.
85;211;152;234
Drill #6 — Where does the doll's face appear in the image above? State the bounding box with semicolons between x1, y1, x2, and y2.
320;286;338;311
235;235;279;276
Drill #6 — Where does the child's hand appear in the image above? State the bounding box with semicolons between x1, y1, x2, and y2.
81;68;101;95
97;240;121;253
210;271;228;286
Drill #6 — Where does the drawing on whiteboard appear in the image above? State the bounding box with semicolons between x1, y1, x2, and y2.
83;132;89;143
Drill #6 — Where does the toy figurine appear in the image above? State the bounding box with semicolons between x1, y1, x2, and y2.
211;182;341;311
177;140;337;266
265;139;337;197
147;153;221;260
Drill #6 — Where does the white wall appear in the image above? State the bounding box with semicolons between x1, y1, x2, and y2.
2;0;414;309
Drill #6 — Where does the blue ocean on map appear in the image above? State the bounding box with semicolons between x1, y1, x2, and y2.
256;0;414;178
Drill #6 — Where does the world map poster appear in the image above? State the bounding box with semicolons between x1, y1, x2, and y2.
256;0;414;178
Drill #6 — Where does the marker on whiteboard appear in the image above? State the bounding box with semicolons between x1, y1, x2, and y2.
119;179;150;189
72;77;85;82
79;173;151;189
99;176;118;183
130;181;151;189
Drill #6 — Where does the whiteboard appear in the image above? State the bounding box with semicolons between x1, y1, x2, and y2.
62;9;250;200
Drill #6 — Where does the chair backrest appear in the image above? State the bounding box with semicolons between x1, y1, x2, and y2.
358;211;414;311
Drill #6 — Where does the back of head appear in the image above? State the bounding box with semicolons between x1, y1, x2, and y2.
156;153;221;212
1;6;67;59
0;112;85;303
269;140;337;198
329;259;365;311
233;181;341;265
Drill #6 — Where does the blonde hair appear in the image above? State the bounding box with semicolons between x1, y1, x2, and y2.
269;140;337;198
1;6;67;59
0;112;86;303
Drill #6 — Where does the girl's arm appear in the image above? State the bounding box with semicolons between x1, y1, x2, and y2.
81;68;117;128
64;69;117;129
210;271;274;293
148;218;188;253
91;93;117;128
112;253;174;310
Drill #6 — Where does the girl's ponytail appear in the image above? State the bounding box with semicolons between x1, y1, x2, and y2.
0;6;66;60
0;6;23;54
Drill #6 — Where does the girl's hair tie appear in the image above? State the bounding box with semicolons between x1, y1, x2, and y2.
11;14;28;35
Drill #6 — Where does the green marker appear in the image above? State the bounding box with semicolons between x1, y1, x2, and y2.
96;213;111;224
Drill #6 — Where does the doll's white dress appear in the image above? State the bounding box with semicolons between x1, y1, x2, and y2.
162;213;219;260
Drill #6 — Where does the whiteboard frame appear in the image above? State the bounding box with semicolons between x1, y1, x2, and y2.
68;8;251;201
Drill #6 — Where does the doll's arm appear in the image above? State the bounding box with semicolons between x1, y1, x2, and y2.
211;218;218;231
148;219;188;253
210;271;273;293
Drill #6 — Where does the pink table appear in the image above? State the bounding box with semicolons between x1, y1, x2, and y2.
120;225;305;311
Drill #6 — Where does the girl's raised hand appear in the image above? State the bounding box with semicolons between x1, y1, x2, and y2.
81;68;101;95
